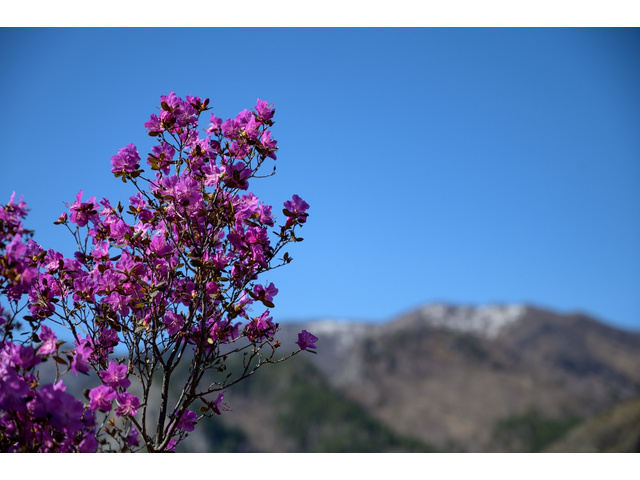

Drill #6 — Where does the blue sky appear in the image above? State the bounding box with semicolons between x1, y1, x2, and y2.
1;28;639;331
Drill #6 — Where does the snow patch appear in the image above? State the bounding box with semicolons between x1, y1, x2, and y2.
304;319;370;351
419;304;527;339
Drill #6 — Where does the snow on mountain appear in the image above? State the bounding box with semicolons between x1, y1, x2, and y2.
303;319;370;345
282;304;530;346
397;303;528;339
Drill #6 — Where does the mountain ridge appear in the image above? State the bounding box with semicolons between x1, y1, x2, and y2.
278;302;639;337
194;302;640;452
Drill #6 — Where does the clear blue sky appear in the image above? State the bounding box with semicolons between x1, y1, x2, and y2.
1;28;639;330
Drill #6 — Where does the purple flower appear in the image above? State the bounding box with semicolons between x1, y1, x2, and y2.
43;249;64;272
283;194;310;227
212;392;231;416
68;190;99;227
110;143;141;175
103;291;130;317
98;327;119;350
255;98;275;122
149;234;173;257
71;335;94;376
296;330;318;351
223;162;251;190
202;162;223;187
8;343;41;370
221;118;240;139
206;114;222;134
148;142;175;174
5;233;26;262
244;311;275;342
161;91;182;111
72;273;97;303
259;131;278;159
144;113;163;136
244;116;260;141
32;382;85;432
175;409;198;432
244;224;266;243
128;427;140;447
209;318;240;343
55;211;68;224
115;392;140;417
186;94;208;111
91;240;110;261
78;433;98;453
164;311;184;336
99;360;130;389
253;282;278;305
166;438;178;452
174;175;201;207
260;130;277;149
235;109;252;128
38;325;58;355
88;384;116;412
4;191;28;220
0;362;30;411
150;92;198;131
229;141;251;159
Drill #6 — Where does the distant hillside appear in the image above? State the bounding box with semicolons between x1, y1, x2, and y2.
181;303;640;452
544;395;640;453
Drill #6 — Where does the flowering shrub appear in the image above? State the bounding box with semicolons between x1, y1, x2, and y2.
0;93;314;452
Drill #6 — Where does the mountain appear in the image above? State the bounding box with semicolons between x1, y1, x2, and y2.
182;303;640;452
543;395;640;453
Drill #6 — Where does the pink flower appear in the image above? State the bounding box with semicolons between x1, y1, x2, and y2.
38;325;58;355
91;241;110;261
78;433;98;453
68;190;99;227
259;131;278;159
88;384;116;412
99;361;130;389
206;114;222;134
8;343;41;370
284;195;310;224
255;98;275;122
244;311;275;342
175;409;198;432
253;282;278;306
115;392;140;417
128;427;140;447
223;162;251;190
164;311;184;336
296;330;318;351
212;392;230;416
110;143;141;175
71;335;93;376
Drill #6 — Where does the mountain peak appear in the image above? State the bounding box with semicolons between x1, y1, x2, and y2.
394;303;529;339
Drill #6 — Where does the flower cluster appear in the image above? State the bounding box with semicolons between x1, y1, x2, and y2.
0;193;39;302
0;330;98;452
0;92;314;452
